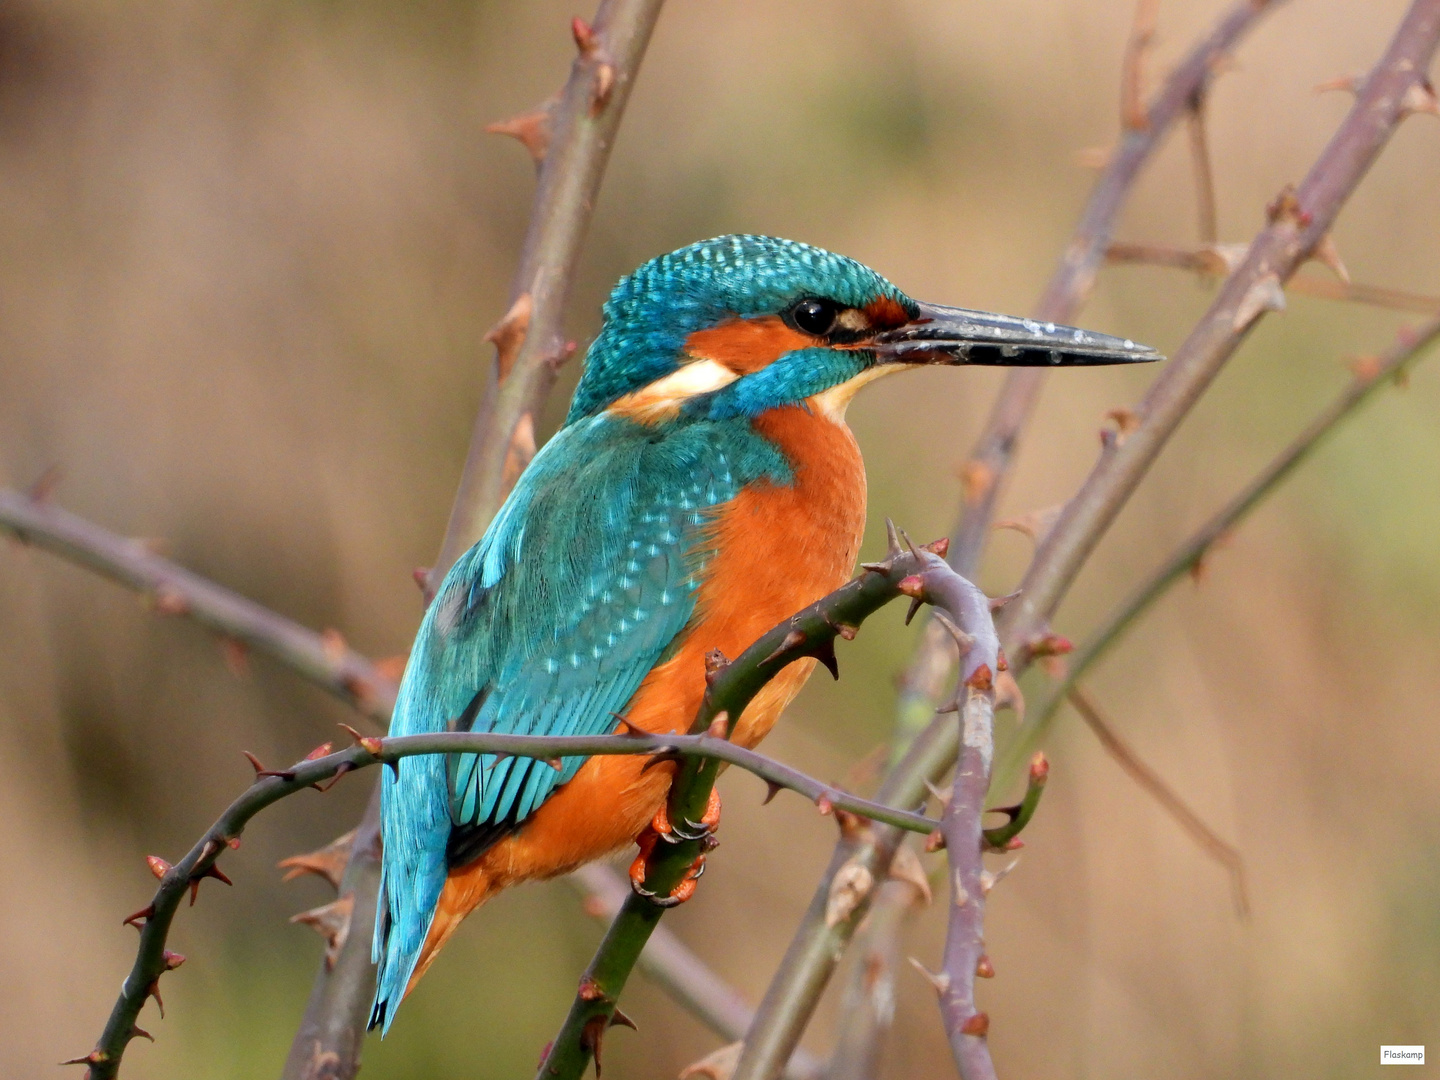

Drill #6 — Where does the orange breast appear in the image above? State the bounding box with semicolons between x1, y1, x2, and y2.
411;402;868;994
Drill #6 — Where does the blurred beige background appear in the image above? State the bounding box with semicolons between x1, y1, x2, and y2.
1;0;1438;1076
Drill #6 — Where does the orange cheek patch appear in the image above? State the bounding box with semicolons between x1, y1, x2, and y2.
685;316;818;375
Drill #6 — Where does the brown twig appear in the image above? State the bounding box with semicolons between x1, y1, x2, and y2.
0;489;396;726
1187;98;1219;244
428;0;665;594
1121;0;1162;132
1000;0;1440;675
747;6;1285;1076
1065;686;1249;915
286;3;667;1072
71;720;948;1079
1107;240;1440;313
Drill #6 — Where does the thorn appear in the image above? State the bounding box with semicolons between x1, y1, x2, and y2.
578;977;607;1003
60;1050;109;1067
609;1006;638;1031
923;778;951;808
611;712;646;736
1265;184;1306;227
338;724;384;757
884;517;904;559
131;1025;155;1042
1401;77;1440;118
485;103;554;164
1100;407;1141;449
242;751;296;782
834;622;858;640
979;858;1020;895
896;575;925;599
163;950;186;970
580;1013;609;1077
762;780;783;805
571;15;599;56
1311;234;1350;283
485;293;533;380
412;567;431;594
763;628;806;666
816;794;834;816
952;874;970;907
888;844;932;905
965;664;994;692
703;648;730;685
219;636;250;677
321;628;348;667
924;536;950;558
1026;632;1073;659
123;904;155;929
153;584;189;616
814;638;839;680
995;502;1067;547
1313;73;1359;95
906;956;951;996
640;748;682;773
678;1042;744;1080
314;762;353;793
957;459;995;503
592;63;616;114
988;589;1021;613
547;757;564;771
304;742;334;761
960;1012;990;1037
994;671;1025;721
931;609;975;655
975;955;995;979
290;893;355;971
145;978;165;1018
705;712;730;740
145;855;172;880
27;464;63;503
924;829;946;852
188;862;233;906
935;699;959;714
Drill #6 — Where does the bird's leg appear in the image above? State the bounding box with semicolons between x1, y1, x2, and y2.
628;790;722;906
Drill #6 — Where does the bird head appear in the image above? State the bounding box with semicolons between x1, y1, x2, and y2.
567;234;1160;425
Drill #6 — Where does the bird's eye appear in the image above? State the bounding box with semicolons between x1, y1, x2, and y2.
791;298;839;336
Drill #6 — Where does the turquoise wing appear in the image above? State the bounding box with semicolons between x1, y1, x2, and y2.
370;411;788;1033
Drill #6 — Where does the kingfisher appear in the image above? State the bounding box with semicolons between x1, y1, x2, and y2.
370;234;1158;1031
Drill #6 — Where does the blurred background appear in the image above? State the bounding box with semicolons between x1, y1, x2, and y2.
1;0;1438;1076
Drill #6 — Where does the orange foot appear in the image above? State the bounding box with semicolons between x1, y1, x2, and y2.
628;790;722;907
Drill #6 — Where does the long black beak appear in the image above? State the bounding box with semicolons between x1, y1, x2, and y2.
872;301;1163;366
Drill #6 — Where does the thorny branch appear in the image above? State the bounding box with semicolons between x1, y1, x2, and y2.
537;532;978;1080
999;0;1440;673
910;563;1001;1079
1065;686;1249;915
0;486;775;1068
995;315;1440;790
72;720;946;1078
0;489;396;726
751;5;1285;1076
429;0;665;592
1106;241;1440;314
567;866;825;1080
292;2;667;1074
